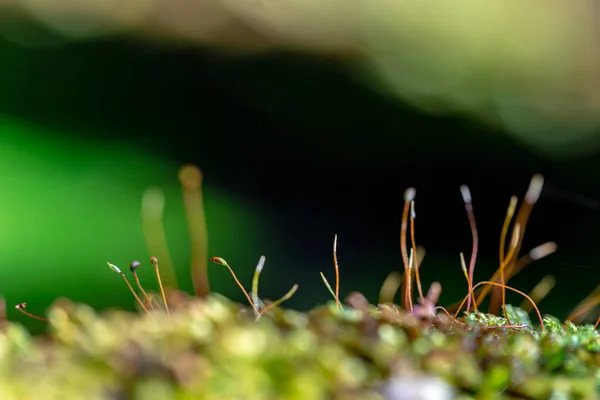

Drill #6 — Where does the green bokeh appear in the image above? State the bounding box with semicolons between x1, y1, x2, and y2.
0;117;273;331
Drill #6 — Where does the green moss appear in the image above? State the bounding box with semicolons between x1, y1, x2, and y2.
0;294;598;399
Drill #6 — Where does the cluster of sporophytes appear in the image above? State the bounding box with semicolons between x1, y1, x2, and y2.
1;167;599;399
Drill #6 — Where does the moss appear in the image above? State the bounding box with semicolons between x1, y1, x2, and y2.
0;294;598;399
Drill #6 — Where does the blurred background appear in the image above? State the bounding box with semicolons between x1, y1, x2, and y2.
1;0;600;333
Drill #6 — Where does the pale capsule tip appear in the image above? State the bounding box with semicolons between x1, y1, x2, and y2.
404;187;416;202
525;174;544;204
460;185;472;204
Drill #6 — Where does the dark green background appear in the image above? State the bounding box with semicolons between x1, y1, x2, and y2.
1;37;599;332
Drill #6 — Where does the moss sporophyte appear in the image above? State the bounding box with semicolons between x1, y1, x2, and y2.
1;167;599;399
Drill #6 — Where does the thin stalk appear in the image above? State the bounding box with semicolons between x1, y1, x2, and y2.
460;185;478;313
410;201;425;304
150;257;170;316
14;303;48;322
400;188;416;309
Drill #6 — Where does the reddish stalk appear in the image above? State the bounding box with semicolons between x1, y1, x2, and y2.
130;261;155;312
460;185;478;313
400;188;416;310
410;201;425;305
210;257;259;315
459;252;482;319
14;303;48;322
406;249;414;312
150;257;170;316
333;234;340;310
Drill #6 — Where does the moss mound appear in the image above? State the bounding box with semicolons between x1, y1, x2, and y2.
1;292;598;399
